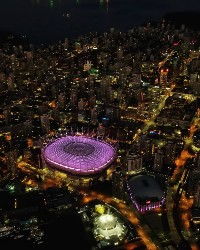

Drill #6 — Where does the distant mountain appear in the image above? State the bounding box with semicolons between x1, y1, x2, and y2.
163;11;200;30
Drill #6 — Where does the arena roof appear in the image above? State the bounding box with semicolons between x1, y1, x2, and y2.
127;174;164;203
42;136;116;176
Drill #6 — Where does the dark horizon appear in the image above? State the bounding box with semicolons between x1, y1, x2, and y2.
1;10;200;47
0;0;200;45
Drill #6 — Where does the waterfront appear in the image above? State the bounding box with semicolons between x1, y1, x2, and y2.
0;0;200;45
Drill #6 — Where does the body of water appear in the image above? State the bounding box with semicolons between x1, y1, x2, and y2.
0;0;200;45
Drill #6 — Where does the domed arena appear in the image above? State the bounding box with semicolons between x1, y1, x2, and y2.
127;174;165;212
42;135;116;176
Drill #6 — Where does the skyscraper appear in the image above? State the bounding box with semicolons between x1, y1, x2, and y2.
193;181;200;208
127;151;143;173
187;170;200;197
154;149;164;172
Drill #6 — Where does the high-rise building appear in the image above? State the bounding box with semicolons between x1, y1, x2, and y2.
75;41;81;51
164;140;176;166
78;98;85;111
91;108;98;125
58;93;66;110
196;152;200;170
89;94;96;109
189;58;200;76
41;115;50;134
117;46;123;59
83;60;92;71
93;37;98;46
7;73;15;91
193;181;200;208
70;87;78;109
51;107;60;123
154;149;164;172
6;150;17;176
127;151;143;174
112;169;125;200
139;137;153;162
132;73;141;87
3;108;11;125
97;125;105;138
186;170;200;197
159;68;169;86
190;73;200;96
63;38;68;50
118;72;126;88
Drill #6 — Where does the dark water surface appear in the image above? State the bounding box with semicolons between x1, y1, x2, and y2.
0;0;200;45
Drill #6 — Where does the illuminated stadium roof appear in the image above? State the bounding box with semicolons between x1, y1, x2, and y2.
42;136;116;176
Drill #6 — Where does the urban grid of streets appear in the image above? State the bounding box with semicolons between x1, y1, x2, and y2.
17;77;199;250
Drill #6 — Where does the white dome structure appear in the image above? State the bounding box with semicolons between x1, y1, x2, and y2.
97;214;117;230
95;213;123;238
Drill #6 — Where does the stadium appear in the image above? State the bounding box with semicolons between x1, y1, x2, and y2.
126;174;166;212
42;135;117;177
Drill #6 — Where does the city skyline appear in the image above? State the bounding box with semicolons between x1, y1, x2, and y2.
0;2;200;250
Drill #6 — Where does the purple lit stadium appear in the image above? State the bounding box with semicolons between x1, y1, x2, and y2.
42;136;116;176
